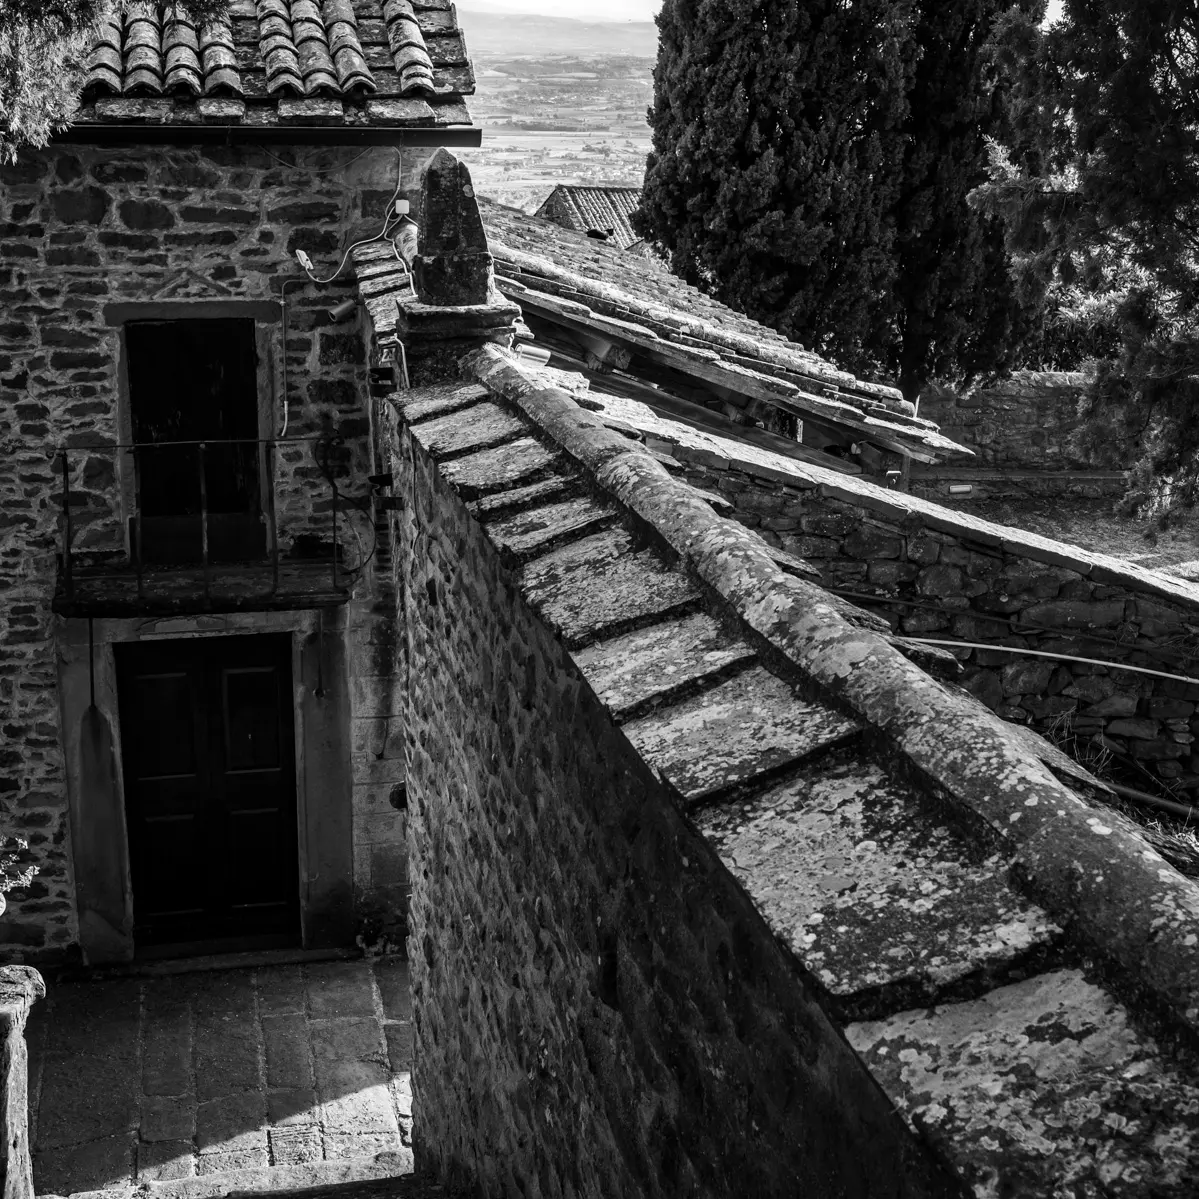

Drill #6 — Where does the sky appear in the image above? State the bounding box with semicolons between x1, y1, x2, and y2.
461;0;1063;25
460;0;661;20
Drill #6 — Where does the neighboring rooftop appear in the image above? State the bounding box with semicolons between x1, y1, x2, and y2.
478;199;972;469
533;185;644;249
71;0;476;141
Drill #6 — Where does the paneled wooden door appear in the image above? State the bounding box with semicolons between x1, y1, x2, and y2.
116;634;300;949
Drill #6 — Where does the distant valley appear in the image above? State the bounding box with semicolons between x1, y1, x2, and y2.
455;8;658;214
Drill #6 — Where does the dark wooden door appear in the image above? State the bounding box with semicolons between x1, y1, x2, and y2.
117;634;299;949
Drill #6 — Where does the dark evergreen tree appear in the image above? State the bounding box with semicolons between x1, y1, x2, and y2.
972;1;1199;520
636;0;917;381
1;1;228;160
882;0;1038;400
637;0;1041;401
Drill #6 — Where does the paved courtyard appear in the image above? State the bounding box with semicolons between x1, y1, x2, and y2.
27;957;415;1198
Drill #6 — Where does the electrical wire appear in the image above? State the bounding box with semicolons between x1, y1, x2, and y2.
277;277;306;438
903;638;1199;687
313;432;378;578
828;586;1195;676
261;146;375;176
295;149;410;286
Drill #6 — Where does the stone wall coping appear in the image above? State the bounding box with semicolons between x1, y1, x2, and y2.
591;386;1199;611
464;344;1199;1041
0;966;44;1015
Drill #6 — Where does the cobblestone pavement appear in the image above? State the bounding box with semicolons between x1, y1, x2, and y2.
27;957;414;1197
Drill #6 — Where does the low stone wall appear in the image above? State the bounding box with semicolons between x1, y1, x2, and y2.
659;444;1199;795
917;371;1130;471
0;967;42;1199
389;401;956;1198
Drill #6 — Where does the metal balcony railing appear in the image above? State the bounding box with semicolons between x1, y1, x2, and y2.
56;436;352;612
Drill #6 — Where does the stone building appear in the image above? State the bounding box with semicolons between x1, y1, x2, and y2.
4;9;1199;1195
0;1;974;968
533;184;644;249
0;0;479;964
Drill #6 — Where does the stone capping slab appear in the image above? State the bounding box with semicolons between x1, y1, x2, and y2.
462;344;1199;1042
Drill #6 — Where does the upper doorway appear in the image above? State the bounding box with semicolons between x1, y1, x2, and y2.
124;318;267;564
116;633;300;952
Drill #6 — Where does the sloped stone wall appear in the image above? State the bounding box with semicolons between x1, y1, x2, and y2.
917;371;1132;470
388;405;956;1199
0;143;393;959
665;449;1199;796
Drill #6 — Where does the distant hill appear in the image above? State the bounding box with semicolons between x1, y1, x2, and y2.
457;9;659;57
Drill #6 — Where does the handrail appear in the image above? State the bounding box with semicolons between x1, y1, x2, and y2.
55;436;351;606
57;435;329;450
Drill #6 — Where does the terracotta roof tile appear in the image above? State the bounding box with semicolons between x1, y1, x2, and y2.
478;200;961;458
535;185;643;248
75;0;473;133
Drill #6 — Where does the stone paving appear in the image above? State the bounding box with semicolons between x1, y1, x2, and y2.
27;958;414;1198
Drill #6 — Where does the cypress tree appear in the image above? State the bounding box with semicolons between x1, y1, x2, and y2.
972;1;1199;520
636;0;917;377
637;0;1041;400
882;0;1038;400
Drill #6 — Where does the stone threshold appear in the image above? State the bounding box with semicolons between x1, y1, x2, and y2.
49;948;362;985
41;1152;421;1199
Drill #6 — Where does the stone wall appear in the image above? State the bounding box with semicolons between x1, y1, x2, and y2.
0;142;408;959
917;371;1130;471
0;967;41;1199
388;403;958;1199
657;443;1199;797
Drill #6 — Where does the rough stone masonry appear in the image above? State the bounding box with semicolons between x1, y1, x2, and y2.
0;142;425;959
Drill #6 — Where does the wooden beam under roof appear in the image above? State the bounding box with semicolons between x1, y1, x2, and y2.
502;282;968;465
527;334;863;477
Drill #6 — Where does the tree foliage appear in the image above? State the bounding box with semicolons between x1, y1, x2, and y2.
636;0;1039;400
0;1;229;161
636;0;916;382
883;1;1039;399
972;1;1199;520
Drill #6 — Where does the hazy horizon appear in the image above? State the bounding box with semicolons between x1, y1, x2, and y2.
458;0;660;21
461;1;1063;28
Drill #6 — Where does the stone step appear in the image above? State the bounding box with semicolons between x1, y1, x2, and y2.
405;402;528;461
438;437;563;498
696;755;1064;1020
572;611;757;722
521;528;701;648
480;494;620;562
847;968;1199;1197
621;665;861;804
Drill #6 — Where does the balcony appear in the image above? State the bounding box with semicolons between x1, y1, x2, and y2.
53;437;362;617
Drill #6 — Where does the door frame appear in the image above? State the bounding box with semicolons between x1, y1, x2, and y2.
56;607;355;964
